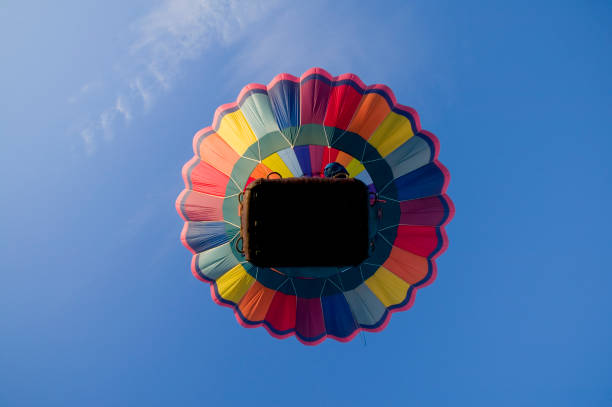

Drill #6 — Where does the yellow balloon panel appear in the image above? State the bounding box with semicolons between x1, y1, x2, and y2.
215;264;255;303
345;159;366;177
261;153;295;178
365;266;411;308
368;112;414;157
216;110;258;156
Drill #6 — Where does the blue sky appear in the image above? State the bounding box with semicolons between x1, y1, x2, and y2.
1;0;611;405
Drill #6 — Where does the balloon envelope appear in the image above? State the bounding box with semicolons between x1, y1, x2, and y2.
176;68;455;345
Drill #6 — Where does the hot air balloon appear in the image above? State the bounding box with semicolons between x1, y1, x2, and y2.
176;68;454;345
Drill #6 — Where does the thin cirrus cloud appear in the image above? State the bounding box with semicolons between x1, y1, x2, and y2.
78;0;280;154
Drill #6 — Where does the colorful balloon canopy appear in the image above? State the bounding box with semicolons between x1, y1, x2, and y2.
176;68;454;345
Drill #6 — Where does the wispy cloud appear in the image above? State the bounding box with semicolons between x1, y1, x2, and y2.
80;128;95;155
129;78;152;111
100;109;114;141
222;2;426;98
68;81;102;104
77;0;280;154
115;95;132;122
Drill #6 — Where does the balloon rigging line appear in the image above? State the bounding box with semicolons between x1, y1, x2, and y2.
321;126;330;147
359;141;368;162
377;224;403;232
376;232;394;250
241;155;259;163
377;195;400;203
274;278;291;292
319;280;328;298
229;176;242;190
360;157;385;164
359;265;366;282
362;262;384;269
289;278;298;296
276;131;292;148
379;179;396;195
224;219;240;229
331;130;348;146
